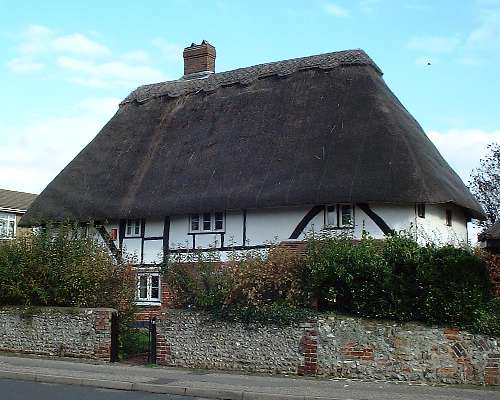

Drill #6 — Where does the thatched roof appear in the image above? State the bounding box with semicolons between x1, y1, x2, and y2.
0;188;37;213
479;220;500;241
20;49;484;226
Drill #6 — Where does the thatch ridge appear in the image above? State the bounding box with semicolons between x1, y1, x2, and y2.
122;49;381;104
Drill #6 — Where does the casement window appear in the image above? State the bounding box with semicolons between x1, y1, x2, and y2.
445;209;452;226
325;204;353;228
190;212;225;233
417;203;426;218
137;273;160;303
0;212;16;239
125;219;141;237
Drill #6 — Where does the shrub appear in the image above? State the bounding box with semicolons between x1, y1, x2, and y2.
382;234;424;321
0;223;137;325
163;245;306;324
305;232;495;330
416;244;492;325
305;233;391;318
227;246;305;308
163;249;233;310
470;299;500;336
215;303;313;325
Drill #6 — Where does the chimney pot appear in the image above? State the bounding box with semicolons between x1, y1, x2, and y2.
183;40;216;78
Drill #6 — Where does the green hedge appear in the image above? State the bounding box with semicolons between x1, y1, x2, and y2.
164;233;498;335
0;224;136;323
305;233;496;333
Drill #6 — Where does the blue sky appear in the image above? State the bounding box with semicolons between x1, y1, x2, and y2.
1;0;499;194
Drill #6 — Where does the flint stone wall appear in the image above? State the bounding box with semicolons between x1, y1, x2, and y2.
0;306;116;360
157;310;499;385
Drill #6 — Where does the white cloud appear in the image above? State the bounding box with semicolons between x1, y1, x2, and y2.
52;33;111;57
17;25;53;55
13;25;110;58
152;38;183;62
427;128;500;183
7;25;176;88
359;0;380;13
57;56;166;88
122;50;151;63
465;12;500;50
406;35;460;54
6;58;44;72
0;97;120;194
322;2;350;17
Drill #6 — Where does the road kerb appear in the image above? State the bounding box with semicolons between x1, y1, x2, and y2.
132;382;187;395
0;369;346;400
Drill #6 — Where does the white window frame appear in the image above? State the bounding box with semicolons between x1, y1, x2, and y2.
0;212;16;239
125;219;142;237
324;204;353;228
189;212;225;233
136;273;161;304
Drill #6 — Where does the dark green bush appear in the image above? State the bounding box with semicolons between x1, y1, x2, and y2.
305;234;391;318
304;232;496;332
416;245;492;325
215;303;313;325
470;299;500;336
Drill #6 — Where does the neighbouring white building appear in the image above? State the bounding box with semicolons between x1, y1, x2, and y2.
21;42;484;308
0;188;37;240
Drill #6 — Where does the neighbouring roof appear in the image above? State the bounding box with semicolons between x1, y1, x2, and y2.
478;220;500;241
0;188;37;213
21;49;485;226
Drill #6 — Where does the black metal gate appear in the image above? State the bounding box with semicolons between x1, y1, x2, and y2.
148;317;157;364
123;317;157;364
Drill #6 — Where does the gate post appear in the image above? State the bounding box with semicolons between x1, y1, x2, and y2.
110;311;119;362
148;317;157;364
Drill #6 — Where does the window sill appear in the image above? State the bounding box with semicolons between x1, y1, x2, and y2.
188;231;225;235
136;300;161;306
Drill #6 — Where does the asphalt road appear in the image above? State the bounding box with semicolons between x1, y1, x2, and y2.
0;379;200;400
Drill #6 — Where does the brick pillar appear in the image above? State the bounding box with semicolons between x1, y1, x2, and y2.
298;321;318;376
156;333;172;365
485;353;500;385
93;309;114;361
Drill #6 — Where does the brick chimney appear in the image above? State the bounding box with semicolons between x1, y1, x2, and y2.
183;40;216;78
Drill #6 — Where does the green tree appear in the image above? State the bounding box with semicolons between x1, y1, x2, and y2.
470;142;500;227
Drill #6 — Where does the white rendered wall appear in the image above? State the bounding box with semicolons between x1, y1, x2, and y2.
245;206;323;245
415;204;468;245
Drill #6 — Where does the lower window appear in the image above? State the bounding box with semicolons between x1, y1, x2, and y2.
137;273;160;303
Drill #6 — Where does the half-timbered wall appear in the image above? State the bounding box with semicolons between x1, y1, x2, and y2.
102;203;469;265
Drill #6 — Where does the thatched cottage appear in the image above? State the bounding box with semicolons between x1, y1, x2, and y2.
21;41;484;305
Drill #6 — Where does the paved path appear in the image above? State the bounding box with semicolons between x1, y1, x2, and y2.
0;354;498;400
1;379;197;400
